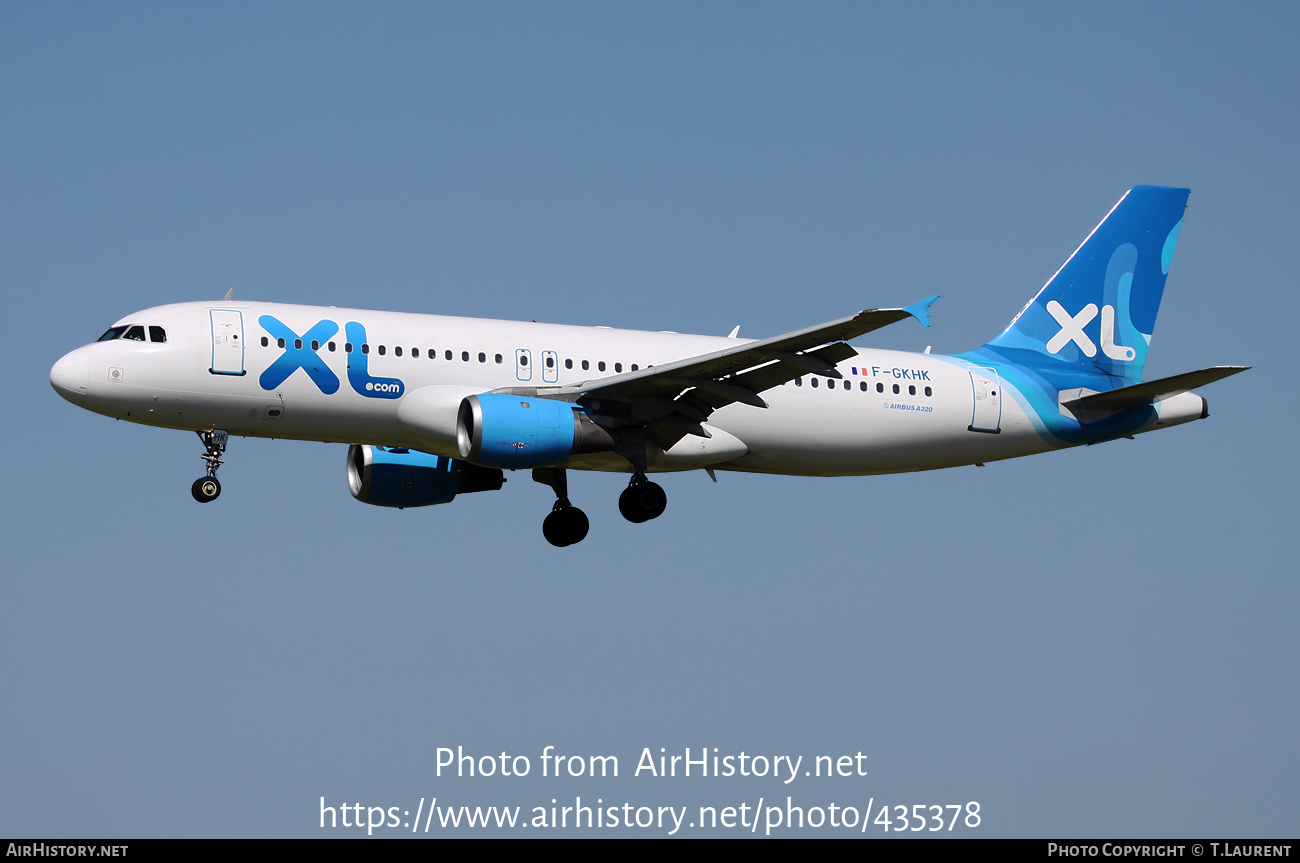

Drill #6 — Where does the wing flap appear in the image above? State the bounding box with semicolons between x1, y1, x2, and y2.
559;299;936;454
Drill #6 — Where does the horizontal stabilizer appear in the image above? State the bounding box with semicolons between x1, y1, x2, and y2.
1061;366;1249;411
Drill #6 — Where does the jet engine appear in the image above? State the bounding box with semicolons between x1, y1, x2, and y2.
347;445;504;508
455;394;615;469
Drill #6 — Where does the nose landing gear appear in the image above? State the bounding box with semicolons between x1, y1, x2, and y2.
191;429;228;503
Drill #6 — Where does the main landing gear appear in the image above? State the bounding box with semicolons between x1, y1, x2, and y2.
533;468;668;546
191;429;228;503
618;474;667;524
533;467;590;548
543;502;590;548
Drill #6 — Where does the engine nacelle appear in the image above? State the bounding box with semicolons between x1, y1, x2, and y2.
348;444;504;508
456;393;614;468
396;385;484;456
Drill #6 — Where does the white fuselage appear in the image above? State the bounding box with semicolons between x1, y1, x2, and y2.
51;301;1199;477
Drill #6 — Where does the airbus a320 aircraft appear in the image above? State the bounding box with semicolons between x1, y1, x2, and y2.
51;186;1246;546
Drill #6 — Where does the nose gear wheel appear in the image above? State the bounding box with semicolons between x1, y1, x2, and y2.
191;430;227;503
192;476;221;503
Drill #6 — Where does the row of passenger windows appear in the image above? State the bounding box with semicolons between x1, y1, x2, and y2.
793;377;934;397
98;325;167;343
257;337;641;372
251;334;934;394
94;324;939;402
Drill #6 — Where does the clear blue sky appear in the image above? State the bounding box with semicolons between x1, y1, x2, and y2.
3;2;1295;837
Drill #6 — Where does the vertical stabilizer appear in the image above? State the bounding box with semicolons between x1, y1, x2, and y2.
984;186;1189;382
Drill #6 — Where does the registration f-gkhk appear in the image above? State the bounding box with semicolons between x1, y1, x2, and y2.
51;187;1246;546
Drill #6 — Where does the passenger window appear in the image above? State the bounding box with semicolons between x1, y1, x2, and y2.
581;360;589;371
295;339;303;350
925;386;932;397
859;381;867;391
598;361;606;372
547;356;556;368
345;343;353;353
329;342;336;352
908;385;915;395
892;384;900;394
876;382;884;393
311;340;320;351
811;378;819;388
97;326;127;342
520;354;528;367
631;364;638;371
278;338;286;349
565;359;573;369
411;347;418;358
394;346;402;357
461;351;469;362
378;345;386;356
124;326;146;341
496;354;503;364
362;344;370;354
478;352;486;363
261;336;269;347
795;377;802;387
843;380;850;390
149;326;167;343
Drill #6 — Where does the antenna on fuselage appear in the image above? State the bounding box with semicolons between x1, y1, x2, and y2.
222;288;235;301
727;325;741;339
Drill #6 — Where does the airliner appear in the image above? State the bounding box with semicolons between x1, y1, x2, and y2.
50;186;1246;546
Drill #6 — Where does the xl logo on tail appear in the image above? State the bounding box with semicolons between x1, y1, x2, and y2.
1045;301;1135;361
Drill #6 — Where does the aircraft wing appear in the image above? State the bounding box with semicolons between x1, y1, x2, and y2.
1060;365;1250;411
543;296;937;448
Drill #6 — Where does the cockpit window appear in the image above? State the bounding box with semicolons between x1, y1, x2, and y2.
123;326;146;341
149;326;167;343
97;326;127;342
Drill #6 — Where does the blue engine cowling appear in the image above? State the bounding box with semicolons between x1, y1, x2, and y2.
456;393;614;468
348;445;504;508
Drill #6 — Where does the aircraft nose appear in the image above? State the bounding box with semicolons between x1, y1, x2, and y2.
50;349;89;404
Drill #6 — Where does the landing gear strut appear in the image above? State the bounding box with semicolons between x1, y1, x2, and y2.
619;474;667;523
191;429;228;503
612;432;667;525
533;467;589;547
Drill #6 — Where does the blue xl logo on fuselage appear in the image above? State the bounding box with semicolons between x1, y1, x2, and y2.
344;321;404;399
258;316;403;399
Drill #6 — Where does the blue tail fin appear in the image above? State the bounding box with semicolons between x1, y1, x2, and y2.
984;186;1189;382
